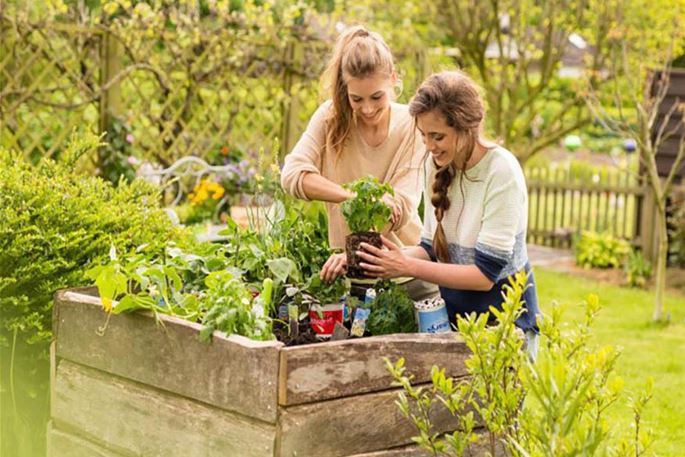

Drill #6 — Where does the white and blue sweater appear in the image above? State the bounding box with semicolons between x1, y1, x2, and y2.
420;146;540;331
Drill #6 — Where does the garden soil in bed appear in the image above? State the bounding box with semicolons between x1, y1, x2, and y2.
273;319;320;346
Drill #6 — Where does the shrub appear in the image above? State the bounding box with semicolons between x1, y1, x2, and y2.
574;231;631;269
387;272;654;456
624;249;653;288
0;134;185;348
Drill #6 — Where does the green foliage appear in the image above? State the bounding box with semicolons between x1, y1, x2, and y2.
0;134;182;347
624;249;653;288
2;1;329;180
341;176;394;233
386;273;655;456
575;231;631;269
199;272;273;342
366;279;416;335
307;275;348;305
85;241;227;319
87;194;332;340
219;196;331;302
86;238;276;341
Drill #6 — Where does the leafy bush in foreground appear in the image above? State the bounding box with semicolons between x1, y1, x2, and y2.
387;272;654;456
0;134;186;347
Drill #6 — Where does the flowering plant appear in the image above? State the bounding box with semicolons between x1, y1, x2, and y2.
184;178;226;223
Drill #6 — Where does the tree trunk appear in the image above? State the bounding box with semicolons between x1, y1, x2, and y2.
652;199;669;322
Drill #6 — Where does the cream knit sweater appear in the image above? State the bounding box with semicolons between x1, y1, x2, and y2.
281;101;425;249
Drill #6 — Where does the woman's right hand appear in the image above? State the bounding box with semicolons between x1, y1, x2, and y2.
320;253;347;282
382;193;400;229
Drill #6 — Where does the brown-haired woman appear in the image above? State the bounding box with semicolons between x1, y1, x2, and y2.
280;25;437;300
355;71;540;356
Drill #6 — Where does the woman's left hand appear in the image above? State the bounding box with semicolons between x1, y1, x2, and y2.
357;236;411;279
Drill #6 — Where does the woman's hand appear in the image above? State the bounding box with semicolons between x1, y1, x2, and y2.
320;253;347;282
382;194;400;229
357;236;412;279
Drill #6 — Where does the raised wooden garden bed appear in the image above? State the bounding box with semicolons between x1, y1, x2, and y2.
48;287;483;457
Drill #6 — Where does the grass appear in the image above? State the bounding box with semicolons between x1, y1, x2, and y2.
535;267;685;456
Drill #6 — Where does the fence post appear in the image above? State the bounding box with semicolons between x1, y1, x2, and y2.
639;185;658;261
279;41;304;162
98;29;123;173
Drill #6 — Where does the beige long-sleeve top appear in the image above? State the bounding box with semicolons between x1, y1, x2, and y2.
281;100;425;249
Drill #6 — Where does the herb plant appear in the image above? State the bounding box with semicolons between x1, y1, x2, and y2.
366;279;416;335
341;176;394;233
307;275;348;305
199;273;273;342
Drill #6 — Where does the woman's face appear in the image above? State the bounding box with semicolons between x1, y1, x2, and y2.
346;73;394;127
416;110;459;167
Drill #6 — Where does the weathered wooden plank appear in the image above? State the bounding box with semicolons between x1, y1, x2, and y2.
345;444;431;457
277;385;467;457
53;359;276;457
47;422;125;457
53;289;282;423
344;432;497;457
279;332;470;406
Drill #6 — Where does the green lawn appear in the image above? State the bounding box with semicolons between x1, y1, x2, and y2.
535;267;685;456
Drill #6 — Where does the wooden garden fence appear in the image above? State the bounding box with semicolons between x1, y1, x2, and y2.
0;15;329;168
525;164;685;261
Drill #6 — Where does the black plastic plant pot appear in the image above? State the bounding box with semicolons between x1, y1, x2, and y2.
345;231;382;279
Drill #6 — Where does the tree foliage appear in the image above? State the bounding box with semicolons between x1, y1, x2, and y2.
585;0;685;321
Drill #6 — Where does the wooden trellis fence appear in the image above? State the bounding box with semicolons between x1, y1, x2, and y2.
0;14;329;170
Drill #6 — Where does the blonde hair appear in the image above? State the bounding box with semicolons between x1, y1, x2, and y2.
409;71;485;263
320;25;395;157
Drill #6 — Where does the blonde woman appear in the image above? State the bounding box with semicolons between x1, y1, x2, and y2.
281;25;436;300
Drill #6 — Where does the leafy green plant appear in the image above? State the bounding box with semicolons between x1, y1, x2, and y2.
386;272;654;456
366;280;416;335
307;275;348;305
624;249;653;288
341;176;394;233
87;239;276;341
85;242;228;320
199;272;273;342
574;231;631;269
219;195;331;305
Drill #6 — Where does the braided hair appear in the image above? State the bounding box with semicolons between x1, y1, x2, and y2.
409;71;485;263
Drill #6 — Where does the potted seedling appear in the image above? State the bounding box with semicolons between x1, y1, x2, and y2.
341;176;394;278
307;275;349;338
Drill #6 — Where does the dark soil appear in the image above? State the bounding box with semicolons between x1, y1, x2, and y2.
273;319;320;346
345;231;382;279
